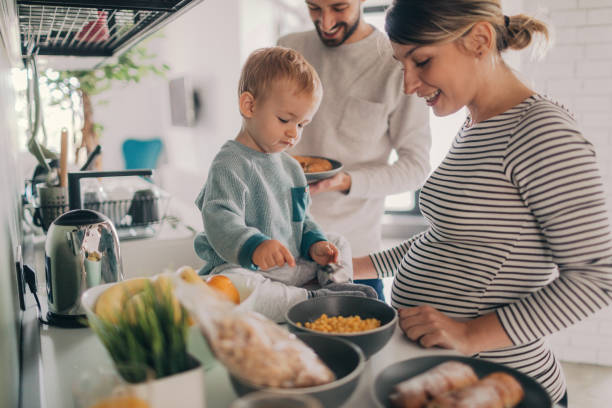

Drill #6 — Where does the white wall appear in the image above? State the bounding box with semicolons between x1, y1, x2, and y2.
518;0;612;367
94;0;242;215
0;19;24;407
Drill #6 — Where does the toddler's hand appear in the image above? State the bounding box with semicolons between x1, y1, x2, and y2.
252;240;296;270
309;241;339;266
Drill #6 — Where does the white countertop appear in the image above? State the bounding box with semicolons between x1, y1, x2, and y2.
28;207;452;408
39;318;453;408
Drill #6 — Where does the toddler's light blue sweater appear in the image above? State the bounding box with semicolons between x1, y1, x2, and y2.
194;140;326;274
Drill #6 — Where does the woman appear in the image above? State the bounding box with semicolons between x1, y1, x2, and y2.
353;0;612;405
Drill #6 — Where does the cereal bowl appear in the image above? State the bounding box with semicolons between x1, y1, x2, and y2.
285;295;397;359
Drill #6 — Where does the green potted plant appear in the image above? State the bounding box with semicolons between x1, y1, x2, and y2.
87;277;205;408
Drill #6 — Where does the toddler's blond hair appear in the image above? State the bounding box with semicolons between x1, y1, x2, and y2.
238;46;322;101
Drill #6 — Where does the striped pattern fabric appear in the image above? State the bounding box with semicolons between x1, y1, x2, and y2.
370;95;612;402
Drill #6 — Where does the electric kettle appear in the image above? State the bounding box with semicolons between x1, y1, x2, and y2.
45;209;123;327
43;169;153;327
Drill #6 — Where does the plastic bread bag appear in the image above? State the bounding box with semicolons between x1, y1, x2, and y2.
172;267;335;388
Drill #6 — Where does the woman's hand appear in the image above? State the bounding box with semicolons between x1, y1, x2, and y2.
398;306;512;355
252;240;296;270
398;305;475;355
309;241;339;265
309;172;351;195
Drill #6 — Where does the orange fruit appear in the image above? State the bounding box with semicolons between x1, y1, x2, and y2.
206;275;240;304
90;396;149;408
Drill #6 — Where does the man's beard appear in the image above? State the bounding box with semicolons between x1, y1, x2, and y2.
315;14;361;47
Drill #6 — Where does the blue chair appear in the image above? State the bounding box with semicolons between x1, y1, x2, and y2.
122;138;163;169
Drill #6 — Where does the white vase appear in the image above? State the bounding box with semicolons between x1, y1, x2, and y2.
130;360;206;408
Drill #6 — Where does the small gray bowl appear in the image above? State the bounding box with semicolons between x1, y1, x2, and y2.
228;333;365;408
285;295;397;360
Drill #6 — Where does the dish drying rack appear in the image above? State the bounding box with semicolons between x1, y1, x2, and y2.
16;0;204;57
37;193;170;239
27;169;171;240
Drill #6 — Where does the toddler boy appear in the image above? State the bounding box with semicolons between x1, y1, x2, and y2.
194;47;376;321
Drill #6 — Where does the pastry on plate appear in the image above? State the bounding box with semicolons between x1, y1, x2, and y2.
390;361;478;408
292;155;333;173
427;372;524;408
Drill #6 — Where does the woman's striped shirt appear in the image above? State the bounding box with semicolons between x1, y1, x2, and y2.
370;95;612;402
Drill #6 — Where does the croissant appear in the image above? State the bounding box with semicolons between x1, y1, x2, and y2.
390;361;478;408
426;372;524;408
292;155;333;173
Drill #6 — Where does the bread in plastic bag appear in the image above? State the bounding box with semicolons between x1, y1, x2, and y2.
173;267;335;388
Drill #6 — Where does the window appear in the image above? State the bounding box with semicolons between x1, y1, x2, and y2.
12;67;82;163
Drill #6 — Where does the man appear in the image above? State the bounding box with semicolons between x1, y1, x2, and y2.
279;0;431;300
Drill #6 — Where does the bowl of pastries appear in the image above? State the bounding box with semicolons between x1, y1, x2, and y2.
285;295;398;359
292;155;343;183
228;332;365;408
374;355;552;408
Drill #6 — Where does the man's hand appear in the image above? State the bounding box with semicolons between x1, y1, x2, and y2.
252;240;296;270
309;172;351;195
309;241;339;266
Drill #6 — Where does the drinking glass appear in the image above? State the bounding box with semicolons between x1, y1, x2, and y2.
229;391;323;408
73;363;152;408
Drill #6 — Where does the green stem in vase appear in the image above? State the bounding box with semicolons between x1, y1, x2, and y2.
89;281;192;382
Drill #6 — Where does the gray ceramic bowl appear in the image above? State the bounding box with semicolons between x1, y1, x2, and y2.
228;333;365;408
285;295;397;359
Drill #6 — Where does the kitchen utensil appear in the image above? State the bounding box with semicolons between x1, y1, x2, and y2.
25;54;59;187
80;145;102;171
228;333;365;408
35;184;68;231
285;295;397;359
300;156;343;183
59;128;68;187
27;136;59;187
127;189;160;225
75;10;110;44
45;209;123;327
373;355;552;408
